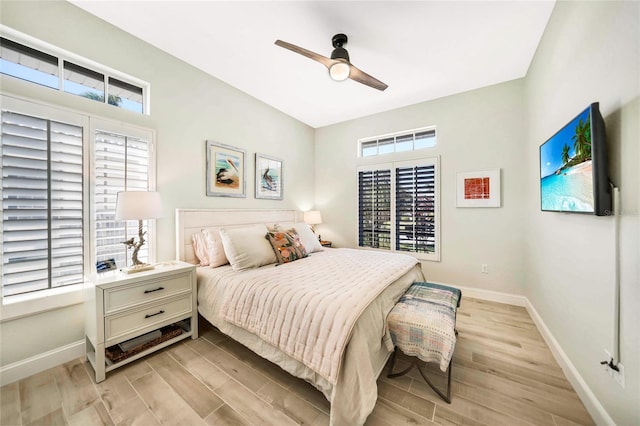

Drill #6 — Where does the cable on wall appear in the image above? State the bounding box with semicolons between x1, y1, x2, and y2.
600;183;621;370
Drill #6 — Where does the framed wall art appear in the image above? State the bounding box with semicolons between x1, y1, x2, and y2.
456;169;501;207
206;140;246;197
255;153;283;200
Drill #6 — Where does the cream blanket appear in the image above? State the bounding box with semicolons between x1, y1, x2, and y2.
220;248;418;384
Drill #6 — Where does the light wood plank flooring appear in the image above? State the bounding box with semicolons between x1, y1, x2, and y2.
1;298;594;426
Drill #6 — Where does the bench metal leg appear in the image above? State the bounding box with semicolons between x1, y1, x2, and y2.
387;347;453;404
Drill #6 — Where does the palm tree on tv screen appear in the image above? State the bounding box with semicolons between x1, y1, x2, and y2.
561;143;571;166
572;116;592;161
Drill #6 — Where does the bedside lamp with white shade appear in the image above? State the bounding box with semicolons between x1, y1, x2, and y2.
115;191;163;273
303;210;322;233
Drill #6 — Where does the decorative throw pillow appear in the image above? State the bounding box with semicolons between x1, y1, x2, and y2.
219;224;277;271
265;229;308;264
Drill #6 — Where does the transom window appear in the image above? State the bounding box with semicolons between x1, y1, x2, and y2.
359;127;436;157
0;30;148;114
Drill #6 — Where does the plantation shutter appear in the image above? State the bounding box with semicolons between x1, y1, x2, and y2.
1;111;84;296
95;130;150;268
395;164;436;254
358;168;391;249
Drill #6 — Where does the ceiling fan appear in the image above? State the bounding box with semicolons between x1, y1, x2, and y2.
275;34;388;91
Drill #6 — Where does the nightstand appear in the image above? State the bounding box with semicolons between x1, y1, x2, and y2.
85;261;197;382
320;240;332;247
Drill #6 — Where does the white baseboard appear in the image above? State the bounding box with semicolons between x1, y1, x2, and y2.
434;281;614;426
453;283;529;307
523;299;615;426
0;339;84;386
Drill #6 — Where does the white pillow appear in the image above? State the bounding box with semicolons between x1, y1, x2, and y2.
191;232;210;266
293;223;324;253
219;224;277;271
202;228;229;267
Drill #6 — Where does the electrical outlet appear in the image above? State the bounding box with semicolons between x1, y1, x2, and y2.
481;264;488;274
601;350;625;388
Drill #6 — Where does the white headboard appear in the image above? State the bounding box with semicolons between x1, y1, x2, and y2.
176;208;299;264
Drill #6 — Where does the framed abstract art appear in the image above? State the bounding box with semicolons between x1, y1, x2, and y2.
456;169;501;207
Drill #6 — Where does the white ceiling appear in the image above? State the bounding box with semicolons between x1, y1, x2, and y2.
69;1;555;128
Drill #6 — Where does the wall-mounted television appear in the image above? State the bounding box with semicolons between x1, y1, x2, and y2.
540;102;612;216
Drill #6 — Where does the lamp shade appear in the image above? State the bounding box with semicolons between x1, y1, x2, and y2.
304;210;322;225
115;191;163;220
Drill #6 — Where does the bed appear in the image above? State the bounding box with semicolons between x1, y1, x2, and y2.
176;209;424;425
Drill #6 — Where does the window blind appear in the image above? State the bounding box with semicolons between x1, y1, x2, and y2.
357;157;439;260
1;111;84;296
358;169;391;249
94;130;150;268
395;164;436;254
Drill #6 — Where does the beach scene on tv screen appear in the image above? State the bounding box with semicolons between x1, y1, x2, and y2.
540;107;594;212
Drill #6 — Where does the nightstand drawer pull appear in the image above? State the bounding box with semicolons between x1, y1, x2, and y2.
144;287;165;294
145;310;165;319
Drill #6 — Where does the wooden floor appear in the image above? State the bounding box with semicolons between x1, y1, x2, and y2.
0;298;595;426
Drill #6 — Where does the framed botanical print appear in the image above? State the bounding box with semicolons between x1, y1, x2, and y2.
206;140;246;197
255;153;283;200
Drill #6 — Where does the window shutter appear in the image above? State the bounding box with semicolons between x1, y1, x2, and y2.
358;169;391;249
94;130;150;268
395;164;436;254
1;111;84;296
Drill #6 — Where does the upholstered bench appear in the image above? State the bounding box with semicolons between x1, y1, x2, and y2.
386;282;461;403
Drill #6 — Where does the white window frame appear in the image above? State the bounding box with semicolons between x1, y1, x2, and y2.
358;126;436;158
0;95;156;321
356;156;440;262
1;25;150;115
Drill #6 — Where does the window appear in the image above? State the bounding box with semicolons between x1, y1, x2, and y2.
358;168;391;249
1;110;85;296
94;129;152;268
0;30;148;114
360;127;436;157
357;157;440;261
1;96;155;302
0;37;58;89
63;61;105;101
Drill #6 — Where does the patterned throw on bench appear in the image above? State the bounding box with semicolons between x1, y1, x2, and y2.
386;282;461;372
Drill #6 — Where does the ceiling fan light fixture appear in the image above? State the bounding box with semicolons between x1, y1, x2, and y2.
329;61;350;81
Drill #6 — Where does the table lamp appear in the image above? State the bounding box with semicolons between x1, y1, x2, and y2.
303;210;322;233
115;191;163;273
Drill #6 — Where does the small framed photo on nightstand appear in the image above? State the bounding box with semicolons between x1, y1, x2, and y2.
96;258;117;273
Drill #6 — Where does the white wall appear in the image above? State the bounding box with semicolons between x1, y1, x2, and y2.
1;2;638;423
315;79;527;295
524;2;639;424
0;0;314;367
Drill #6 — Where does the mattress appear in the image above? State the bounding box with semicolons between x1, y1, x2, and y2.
197;248;424;425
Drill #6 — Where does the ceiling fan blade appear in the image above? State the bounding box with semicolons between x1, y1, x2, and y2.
348;64;388;91
275;40;336;69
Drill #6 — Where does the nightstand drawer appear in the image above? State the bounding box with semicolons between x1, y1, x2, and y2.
105;294;193;342
104;272;192;314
